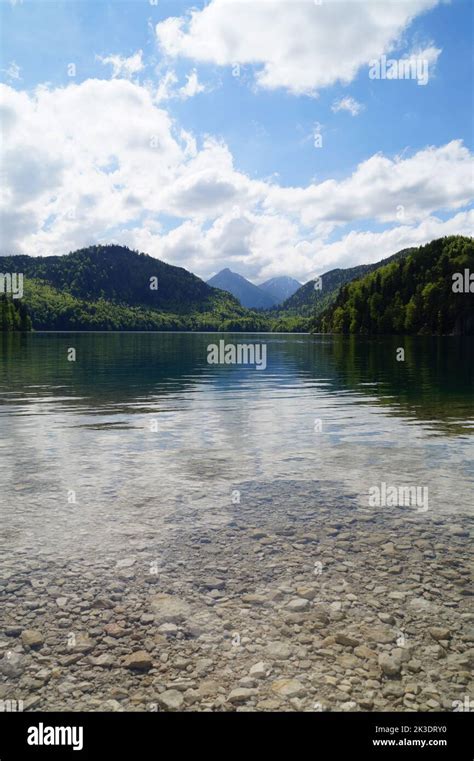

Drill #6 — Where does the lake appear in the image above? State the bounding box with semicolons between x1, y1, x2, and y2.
1;332;473;712
1;333;473;549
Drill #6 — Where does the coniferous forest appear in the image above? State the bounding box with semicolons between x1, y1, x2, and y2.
1;236;472;334
0;295;32;332
312;236;473;335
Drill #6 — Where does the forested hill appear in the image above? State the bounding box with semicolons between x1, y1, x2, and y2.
278;248;412;317
0;245;239;314
0;245;272;331
2;237;472;333
0;296;31;331
312;236;474;335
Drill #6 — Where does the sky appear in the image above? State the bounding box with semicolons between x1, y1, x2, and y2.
0;0;473;283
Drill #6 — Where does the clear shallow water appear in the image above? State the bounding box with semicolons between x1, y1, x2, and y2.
0;332;473;557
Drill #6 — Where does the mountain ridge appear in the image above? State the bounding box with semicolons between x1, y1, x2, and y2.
259;275;302;304
312;235;474;335
206;268;275;309
0;245;269;331
277;248;416;318
1;236;471;333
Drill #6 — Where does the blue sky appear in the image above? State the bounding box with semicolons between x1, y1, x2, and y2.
1;0;473;281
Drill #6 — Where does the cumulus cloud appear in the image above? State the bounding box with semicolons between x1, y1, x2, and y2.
406;43;442;73
178;69;206;99
331;96;364;116
368;44;442;85
155;68;206;102
0;79;472;282
263;141;474;229
302;210;474;276
155;0;440;95
118;209;474;283
97;50;144;79
155;70;179;102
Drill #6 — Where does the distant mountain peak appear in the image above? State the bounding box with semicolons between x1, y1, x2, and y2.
206;268;274;309
259;275;302;305
206;269;301;308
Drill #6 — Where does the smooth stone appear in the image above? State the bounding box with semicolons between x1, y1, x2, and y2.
296;587;318;601
286;598;310;612
0;651;25;678
241;594;268;606
365;626;396;644
227;688;257;704
378;613;395;624
429;627;451;641
271;678;306;699
382;683;404;697
335;633;359;648
409;597;436;613
339;701;358;711
99;699;123;711
159;623;179;637
21;630;44;649
150;594;191;624
157;689;184;710
265;642;292;660
354;645;377;660
70;634;95;654
5;626;22;637
379;652;402;677
449;526;469;537
87;654;114;668
115;557;137;568
249;661;269;679
103;623;126;638
197;680;220;697
123;651;153;671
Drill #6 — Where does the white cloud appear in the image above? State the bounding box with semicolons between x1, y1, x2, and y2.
368;44;442;85
97;50;144;79
0;79;184;253
331;96;364;116
155;68;206;102
2;61;21;81
301;210;474;277
263;141;474;229
155;0;440;95
412;44;442;84
0;79;472;282
155;70;179;102
407;43;442;73
118;210;474;283
178;69;206;99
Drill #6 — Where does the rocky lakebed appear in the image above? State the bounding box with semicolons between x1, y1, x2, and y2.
1;480;473;712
